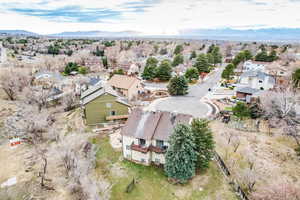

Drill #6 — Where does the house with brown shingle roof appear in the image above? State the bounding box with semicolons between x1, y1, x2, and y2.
121;108;193;166
108;74;143;100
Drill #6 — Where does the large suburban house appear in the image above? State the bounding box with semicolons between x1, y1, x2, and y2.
238;70;275;91
121;109;193;166
80;83;131;125
108;74;143;100
243;60;266;72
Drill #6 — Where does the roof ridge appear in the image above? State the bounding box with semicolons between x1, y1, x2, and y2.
150;111;163;141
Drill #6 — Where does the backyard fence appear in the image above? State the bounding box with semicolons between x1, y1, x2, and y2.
214;151;250;200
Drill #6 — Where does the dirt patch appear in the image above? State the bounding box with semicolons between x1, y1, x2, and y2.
109;129;122;150
210;120;300;190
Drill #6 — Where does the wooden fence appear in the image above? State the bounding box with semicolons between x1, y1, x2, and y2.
214;151;250;200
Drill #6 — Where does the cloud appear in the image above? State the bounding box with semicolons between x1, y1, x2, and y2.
9;6;122;23
0;0;299;34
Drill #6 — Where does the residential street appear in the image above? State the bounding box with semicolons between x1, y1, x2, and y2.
147;65;225;117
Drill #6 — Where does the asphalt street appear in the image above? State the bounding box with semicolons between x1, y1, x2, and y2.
148;65;224;117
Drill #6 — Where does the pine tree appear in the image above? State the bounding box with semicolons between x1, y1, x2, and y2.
184;67;199;82
164;124;198;183
174;45;183;55
141;65;156;80
156;60;172;81
146;57;158;67
233;102;250;120
190;51;197;60
194;54;210;73
211;46;222;66
167;75;189;95
292;68;300;88
172;54;184;67
191;119;215;170
243;50;253;60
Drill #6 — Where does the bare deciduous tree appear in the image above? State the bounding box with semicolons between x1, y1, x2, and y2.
251;180;300;200
238;168;257;194
260;89;300;145
0;69;31;100
24;86;52;111
62;92;78;111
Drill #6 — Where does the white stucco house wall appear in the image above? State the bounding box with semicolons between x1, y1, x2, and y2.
238;70;275;90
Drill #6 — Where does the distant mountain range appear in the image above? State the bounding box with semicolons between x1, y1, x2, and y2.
0;28;300;42
49;30;142;38
179;28;300;42
0;30;38;36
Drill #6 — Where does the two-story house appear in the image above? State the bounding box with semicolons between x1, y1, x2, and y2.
121;108;193;166
108;74;143;100
81;83;131;125
238;70;275;91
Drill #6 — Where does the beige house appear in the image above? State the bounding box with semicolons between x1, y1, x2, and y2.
108;75;143;100
121;109;192;166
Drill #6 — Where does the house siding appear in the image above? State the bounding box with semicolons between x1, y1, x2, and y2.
122;135;168;165
84;93;129;125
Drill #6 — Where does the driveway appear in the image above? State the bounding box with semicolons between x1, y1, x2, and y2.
147;65;224;118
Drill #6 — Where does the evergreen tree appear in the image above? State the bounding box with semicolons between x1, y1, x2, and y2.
207;53;214;65
268;50;278;62
233;102;250;120
102;56;108;69
292;68;300;88
167;75;189;95
156;60;172;81
146;57;158;67
232;51;246;66
142;65;156;80
243;50;253;60
164;124;198;183
172;54;184;67
190;51;197;60
184;67;199;82
255;50;269;62
174;45;183;55
194;54;210;73
249;103;264;119
207;44;215;54
64;62;79;75
221;63;235;80
191;119;215;170
211;46;222;66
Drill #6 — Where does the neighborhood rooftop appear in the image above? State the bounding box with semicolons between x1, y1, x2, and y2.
121;108;193;141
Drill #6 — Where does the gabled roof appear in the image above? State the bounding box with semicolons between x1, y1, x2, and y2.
121;108;192;141
35;71;64;81
153;112;192;141
80;83;130;106
236;87;260;95
108;74;140;90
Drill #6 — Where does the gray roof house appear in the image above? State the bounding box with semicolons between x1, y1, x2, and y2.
121;108;193;165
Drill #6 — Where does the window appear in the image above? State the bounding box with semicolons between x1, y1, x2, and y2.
126;145;130;150
126;154;131;158
156;140;164;148
139;139;146;146
110;110;116;116
260;87;264;90
258;80;263;83
155;158;160;163
141;158;145;163
106;103;112;108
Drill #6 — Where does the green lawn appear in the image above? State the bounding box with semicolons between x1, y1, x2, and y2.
94;136;237;200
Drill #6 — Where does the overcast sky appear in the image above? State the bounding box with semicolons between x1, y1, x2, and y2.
0;0;300;35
